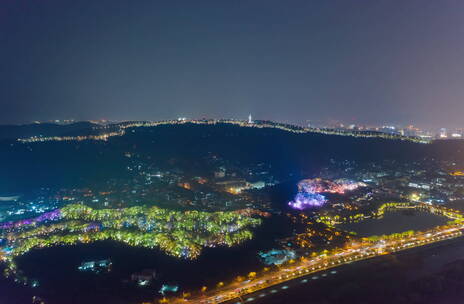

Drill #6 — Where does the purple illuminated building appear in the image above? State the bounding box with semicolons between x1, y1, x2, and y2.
288;192;327;210
288;178;365;210
0;209;62;230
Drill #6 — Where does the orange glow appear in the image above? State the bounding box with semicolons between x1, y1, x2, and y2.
178;182;191;190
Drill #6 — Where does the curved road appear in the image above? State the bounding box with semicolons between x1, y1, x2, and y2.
170;225;463;304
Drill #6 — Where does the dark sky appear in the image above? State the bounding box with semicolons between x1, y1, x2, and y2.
1;1;463;127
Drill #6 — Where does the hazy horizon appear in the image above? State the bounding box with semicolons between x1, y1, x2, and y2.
2;1;464;128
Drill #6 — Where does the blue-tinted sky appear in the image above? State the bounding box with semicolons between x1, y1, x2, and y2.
1;0;463;127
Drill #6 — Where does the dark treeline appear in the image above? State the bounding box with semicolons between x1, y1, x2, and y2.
0;123;462;194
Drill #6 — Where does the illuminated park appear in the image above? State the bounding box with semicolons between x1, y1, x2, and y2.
0;204;262;278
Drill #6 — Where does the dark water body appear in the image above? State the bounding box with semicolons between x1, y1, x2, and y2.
13;215;292;304
338;210;448;237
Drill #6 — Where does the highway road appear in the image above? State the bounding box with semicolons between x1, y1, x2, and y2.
169;224;463;304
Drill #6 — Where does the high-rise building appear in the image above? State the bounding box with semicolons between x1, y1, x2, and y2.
439;128;448;138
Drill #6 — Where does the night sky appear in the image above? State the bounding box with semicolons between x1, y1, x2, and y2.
1;1;463;127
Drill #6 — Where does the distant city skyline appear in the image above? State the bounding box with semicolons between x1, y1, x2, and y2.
2;1;464;128
12;116;463;141
16;116;464;132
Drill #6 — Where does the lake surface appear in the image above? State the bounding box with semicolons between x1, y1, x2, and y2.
338;209;448;237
